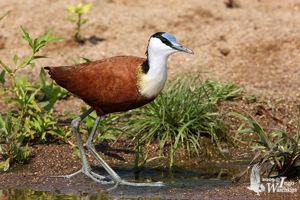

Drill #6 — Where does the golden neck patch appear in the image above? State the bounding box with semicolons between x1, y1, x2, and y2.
136;61;167;99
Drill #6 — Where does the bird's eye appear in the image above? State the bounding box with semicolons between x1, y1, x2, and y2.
161;38;168;43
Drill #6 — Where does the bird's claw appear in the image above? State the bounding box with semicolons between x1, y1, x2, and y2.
51;168;113;184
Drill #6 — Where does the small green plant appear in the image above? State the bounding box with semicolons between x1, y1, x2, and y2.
125;75;242;168
231;109;300;181
0;27;66;170
66;3;92;43
0;112;29;170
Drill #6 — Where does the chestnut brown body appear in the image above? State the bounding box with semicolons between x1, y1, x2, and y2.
45;56;154;116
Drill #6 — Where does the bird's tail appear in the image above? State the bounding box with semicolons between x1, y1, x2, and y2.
44;66;52;76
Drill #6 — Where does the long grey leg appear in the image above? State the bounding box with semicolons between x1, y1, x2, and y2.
53;107;112;184
86;116;164;190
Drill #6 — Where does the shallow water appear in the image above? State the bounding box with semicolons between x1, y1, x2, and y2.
0;161;248;199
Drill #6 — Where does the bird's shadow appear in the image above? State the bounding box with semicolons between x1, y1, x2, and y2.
77;35;105;45
94;140;135;162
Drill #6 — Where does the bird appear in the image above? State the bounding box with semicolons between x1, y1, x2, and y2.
247;163;265;195
45;32;193;189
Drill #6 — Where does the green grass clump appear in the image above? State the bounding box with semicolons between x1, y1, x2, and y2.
125;75;242;168
231;110;300;181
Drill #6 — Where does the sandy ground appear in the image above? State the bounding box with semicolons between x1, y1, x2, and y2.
1;0;300;100
1;0;300;199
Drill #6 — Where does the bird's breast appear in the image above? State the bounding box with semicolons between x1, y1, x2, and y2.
136;63;167;99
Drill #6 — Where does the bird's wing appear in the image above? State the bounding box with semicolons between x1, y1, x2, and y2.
46;56;146;106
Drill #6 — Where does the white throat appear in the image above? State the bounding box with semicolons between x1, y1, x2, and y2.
138;38;177;99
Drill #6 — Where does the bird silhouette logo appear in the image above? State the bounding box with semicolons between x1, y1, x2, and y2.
247;163;265;195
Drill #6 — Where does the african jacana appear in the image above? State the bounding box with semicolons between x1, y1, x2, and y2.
45;32;193;189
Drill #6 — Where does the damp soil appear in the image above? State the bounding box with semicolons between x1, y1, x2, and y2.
1;0;300;199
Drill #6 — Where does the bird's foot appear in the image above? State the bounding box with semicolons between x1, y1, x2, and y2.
119;179;164;187
52;168;113;184
108;179;165;191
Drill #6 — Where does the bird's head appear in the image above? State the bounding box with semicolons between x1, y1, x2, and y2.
146;32;194;58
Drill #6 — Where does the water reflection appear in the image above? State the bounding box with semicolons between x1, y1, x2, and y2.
0;161;247;199
0;189;110;200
